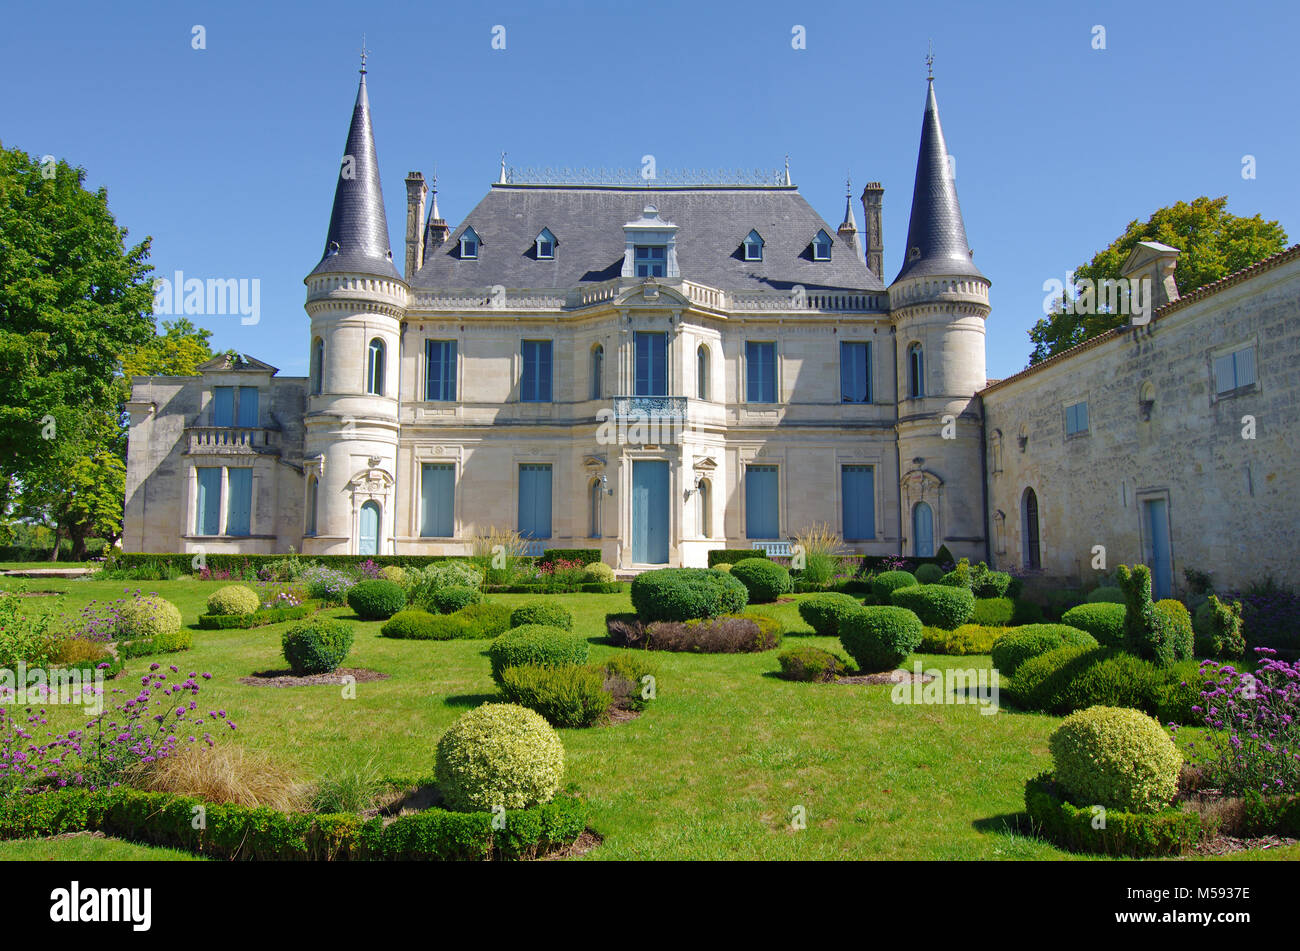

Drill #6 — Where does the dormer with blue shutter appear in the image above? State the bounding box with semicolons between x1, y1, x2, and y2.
459;226;481;259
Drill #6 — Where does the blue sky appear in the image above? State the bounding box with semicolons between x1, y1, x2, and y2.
4;0;1296;379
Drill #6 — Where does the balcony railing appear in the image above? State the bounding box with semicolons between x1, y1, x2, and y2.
187;427;280;455
612;396;689;420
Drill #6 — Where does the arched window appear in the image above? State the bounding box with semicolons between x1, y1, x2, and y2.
590;344;603;401
696;344;709;400
305;476;318;536
1022;488;1041;569
366;338;385;395
310;337;325;396
908;342;925;398
697;478;712;537
912;501;934;557
588;478;602;538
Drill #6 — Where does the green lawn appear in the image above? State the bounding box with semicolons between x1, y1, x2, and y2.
1;572;1295;861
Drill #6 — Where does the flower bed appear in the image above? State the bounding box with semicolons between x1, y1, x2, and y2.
196;600;321;630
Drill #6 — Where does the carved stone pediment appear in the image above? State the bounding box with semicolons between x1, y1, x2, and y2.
693;455;718;472
901;467;943;503
582;454;607;469
348;467;394;497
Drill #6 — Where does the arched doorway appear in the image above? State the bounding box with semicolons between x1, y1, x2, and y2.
912;501;934;557
359;501;381;556
1022;488;1041;569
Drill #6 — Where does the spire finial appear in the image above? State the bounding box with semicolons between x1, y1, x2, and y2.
846;172;852;197
925;40;933;80
784;154;791;186
499;151;507;184
360;34;369;74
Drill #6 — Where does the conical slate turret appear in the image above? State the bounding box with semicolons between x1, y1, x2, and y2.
892;79;985;284
309;70;401;280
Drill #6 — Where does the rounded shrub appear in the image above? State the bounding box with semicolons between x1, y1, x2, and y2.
1061;602;1127;647
346;578;407;621
435;703;564;812
838;606;923;672
729;558;793;603
1087;586;1125;604
380;565;407;586
456;602;514;639
919;624;1005;655
990;624;1097;677
509;600;574;631
777;646;848;682
1154;599;1194;661
488;624;589;685
629;568;749;623
431;585;483;614
380;609;472;641
971;597;1014;627
206;585;260;617
281;617;354;675
583;562;616;584
889;584;976;629
970;564;1012;599
870;570;918;602
914;563;944;585
796;592;863;636
117;596;183;641
1049;706;1182;813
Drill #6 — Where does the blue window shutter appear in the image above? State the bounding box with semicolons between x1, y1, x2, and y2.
746;465;779;538
747;343;775;403
226;468;252;536
519;465;553;539
635;332;667;396
420;464;455;537
522;341;552;402
540;342;553;401
236;387;258;427
196;468;222;534
842;466;875;539
426;340;457;401
213;387;234;426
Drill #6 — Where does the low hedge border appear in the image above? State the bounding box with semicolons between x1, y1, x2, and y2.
0;786;588;861
107;553;539;573
483;583;624;595
1023;772;1205;857
115;629;193;659
196;601;322;630
707;549;771;567
539;549;602;567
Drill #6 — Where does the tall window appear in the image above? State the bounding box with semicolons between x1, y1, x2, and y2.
420;463;455;537
366;338;385;396
696;345;710;400
908;343;925;398
634;245;666;277
1022;488;1041;569
588;478;602;538
236;387;258;426
1214;346;1257;395
841;465;875;540
634;332;667;397
697;478;712;537
213;387;234;426
310;338;324;396
1065;400;1089;436
745;465;779;539
840;341;871;403
426;340;457;401
195;468;222;535
521;340;553;402
590;345;603;400
518;464;553;539
226;469;252;536
305;476;318;536
746;342;777;403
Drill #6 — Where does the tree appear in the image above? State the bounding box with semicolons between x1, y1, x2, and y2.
1028;197;1288;364
121;317;214;378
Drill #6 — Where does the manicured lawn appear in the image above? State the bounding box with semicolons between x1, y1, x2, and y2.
2;572;1296;861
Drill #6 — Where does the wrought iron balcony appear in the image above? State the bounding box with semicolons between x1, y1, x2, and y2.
612;396;688;420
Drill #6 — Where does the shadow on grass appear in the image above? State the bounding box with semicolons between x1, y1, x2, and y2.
443;692;501;708
972;811;1033;836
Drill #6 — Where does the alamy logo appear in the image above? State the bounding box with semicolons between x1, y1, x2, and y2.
49;881;152;931
890;662;1000;715
0;663;104;715
153;270;260;325
1041;272;1152;325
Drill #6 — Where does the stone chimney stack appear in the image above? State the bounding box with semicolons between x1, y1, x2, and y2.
1120;241;1181;312
861;182;884;278
404;171;428;280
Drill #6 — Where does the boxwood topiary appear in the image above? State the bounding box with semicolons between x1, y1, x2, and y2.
282;618;354;675
969;563;1012;599
456;602;514;639
1116;564;1179;667
117;595;183;641
488;624;589;685
380;609;472;641
498;664;613;728
889;584;976;629
435;703;565;812
971;597;1014;627
870;570;918;602
583;562;616;584
914;563;944;585
1154;599;1195;662
1004;645;1192;719
346;578;407;621
1061;602;1127;647
430;585;483;614
1049;706;1182;813
1193;595;1246;659
508;600;573;631
629;567;748;623
776;646;849;682
990;624;1096;677
796;592;863;636
838;606;923;672
919;624;1005;655
729;557;793;603
1086;586;1125;604
206;585;260;617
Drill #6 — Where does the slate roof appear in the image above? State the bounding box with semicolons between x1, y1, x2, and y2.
411;184;886;293
308;72;402;281
893;79;986;285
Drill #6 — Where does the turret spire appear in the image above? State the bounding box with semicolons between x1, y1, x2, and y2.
892;77;984;285
309;65;401;280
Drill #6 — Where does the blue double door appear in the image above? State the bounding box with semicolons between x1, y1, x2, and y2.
632;461;670;564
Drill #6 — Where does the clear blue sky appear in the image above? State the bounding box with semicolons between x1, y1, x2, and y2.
4;0;1296;379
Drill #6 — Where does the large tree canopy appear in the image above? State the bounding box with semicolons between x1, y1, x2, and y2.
122;317;214;378
1028;197;1288;364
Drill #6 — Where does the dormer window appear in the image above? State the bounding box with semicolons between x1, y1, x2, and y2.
535;228;556;259
634;245;666;278
812;230;833;261
460;227;480;259
743;230;764;262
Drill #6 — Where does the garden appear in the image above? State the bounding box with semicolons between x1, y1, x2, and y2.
0;535;1297;861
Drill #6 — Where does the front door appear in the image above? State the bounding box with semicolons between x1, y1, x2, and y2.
359;501;380;556
632;460;669;564
1143;498;1172;599
913;502;934;558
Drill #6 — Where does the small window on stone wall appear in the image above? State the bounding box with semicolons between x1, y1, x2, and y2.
1139;381;1155;421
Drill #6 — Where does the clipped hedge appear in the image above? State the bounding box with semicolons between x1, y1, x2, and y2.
488;625;589;685
1024;773;1204;857
346;579;408;621
889;584;976;629
729;558;793;603
629;568;748;623
498;664;613;728
776;646;848;682
282;618;354;675
430;585;483;614
1004;645;1200;721
918;624;1005;655
796;592;863;636
1060;602;1126;646
707;549;771;568
116;628;194;658
838;606;923;672
990;624;1096;677
0;786;587;861
197;601;319;630
381;609;471;641
540;548;602;567
509;601;574;631
970;597;1014;627
870;570;918;602
107;552;492;573
457;602;514;639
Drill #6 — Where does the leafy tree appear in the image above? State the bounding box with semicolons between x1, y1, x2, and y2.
122;317;214;378
1028;197;1287;364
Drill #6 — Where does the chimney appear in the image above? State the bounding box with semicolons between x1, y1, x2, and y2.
861;182;884;278
404;171;428;280
1119;241;1181;312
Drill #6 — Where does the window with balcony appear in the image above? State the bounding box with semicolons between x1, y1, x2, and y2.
195;466;252;536
521;340;553;402
213;386;258;427
840;341;871;403
634;332;668;397
425;340;457;401
746;341;777;403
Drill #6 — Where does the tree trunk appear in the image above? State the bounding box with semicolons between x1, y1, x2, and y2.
49;526;62;562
